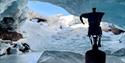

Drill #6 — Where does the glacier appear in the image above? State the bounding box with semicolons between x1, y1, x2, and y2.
1;0;125;63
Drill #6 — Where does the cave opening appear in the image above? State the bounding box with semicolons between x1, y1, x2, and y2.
27;1;70;16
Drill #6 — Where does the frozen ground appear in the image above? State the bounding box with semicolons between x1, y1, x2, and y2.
0;51;125;63
0;52;42;63
37;51;125;63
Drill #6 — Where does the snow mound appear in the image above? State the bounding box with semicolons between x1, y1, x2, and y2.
37;51;125;63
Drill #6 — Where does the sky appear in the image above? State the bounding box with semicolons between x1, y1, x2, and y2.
27;1;70;16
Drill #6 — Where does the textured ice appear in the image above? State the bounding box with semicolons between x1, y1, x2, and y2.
0;51;125;63
37;51;125;63
0;52;42;63
0;0;28;31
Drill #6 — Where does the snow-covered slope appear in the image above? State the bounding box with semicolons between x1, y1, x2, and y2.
19;15;125;56
1;14;125;63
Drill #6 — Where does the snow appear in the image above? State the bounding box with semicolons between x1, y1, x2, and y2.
18;15;125;55
1;15;125;63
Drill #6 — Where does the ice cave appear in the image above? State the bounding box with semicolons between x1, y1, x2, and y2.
0;0;125;63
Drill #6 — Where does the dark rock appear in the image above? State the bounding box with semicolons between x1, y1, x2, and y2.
31;18;47;23
19;43;30;53
0;17;16;31
0;31;23;41
111;28;125;35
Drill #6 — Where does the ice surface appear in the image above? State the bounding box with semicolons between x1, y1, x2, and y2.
37;51;125;63
0;52;42;63
37;51;84;63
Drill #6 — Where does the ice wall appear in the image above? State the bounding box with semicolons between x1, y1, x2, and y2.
32;0;125;30
0;0;28;31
